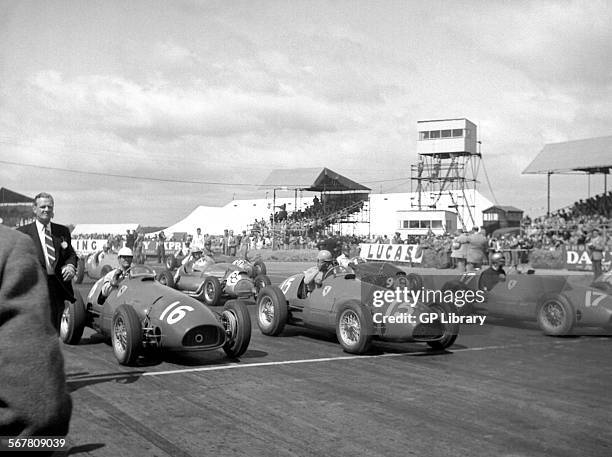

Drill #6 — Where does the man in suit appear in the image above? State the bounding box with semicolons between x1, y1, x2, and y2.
0;225;72;438
17;192;77;332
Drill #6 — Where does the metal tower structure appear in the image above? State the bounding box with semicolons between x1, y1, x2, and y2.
410;118;482;230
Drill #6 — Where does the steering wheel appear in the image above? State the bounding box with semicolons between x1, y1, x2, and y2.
322;265;350;281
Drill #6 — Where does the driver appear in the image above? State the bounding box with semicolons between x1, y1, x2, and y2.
479;252;506;292
101;247;133;297
174;247;205;283
304;250;334;294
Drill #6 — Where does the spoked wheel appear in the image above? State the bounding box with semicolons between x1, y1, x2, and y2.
256;286;288;336
335;301;371;354
157;270;175;288
202;276;222;306
222;300;251;358
111;305;142;365
427;301;459;350
253;274;272;297
60;293;86;345
537;294;575;336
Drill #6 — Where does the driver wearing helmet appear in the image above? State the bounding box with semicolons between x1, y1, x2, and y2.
101;247;133;297
174;246;205;283
479;251;506;292
304;250;334;294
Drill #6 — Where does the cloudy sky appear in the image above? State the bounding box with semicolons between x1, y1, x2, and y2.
1;0;611;226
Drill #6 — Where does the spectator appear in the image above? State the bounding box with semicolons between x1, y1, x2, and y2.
157;231;166;264
0;225;72;438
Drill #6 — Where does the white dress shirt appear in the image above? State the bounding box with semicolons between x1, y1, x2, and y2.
35;219;55;275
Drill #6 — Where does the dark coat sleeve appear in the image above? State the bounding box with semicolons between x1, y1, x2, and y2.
0;228;72;436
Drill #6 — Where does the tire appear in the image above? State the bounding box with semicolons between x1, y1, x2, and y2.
157;270;175;288
60;293;86;345
253;274;272;297
202;276;222;306
256;286;288;336
253;260;267;276
73;258;85;284
537;294;575;336
427;301;459;350
111;305;142;366
100;265;113;277
222;300;252;358
335;300;372;354
165;254;177;270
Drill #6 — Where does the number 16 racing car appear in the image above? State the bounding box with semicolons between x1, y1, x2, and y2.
256;265;459;354
60;265;251;366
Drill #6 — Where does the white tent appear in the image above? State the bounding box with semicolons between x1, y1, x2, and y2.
71;223;140;236
161;196;315;236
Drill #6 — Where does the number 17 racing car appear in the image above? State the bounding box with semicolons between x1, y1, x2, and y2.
256;266;459;354
158;255;271;307
60;265;251;366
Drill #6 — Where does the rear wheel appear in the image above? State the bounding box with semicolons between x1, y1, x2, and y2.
157;270;175;288
111;305;142;366
335;301;372;354
256;286;288;336
222;300;252;358
537;294;575;336
202;276;222;306
60;293;86;344
427;301;459;350
253;274;272;297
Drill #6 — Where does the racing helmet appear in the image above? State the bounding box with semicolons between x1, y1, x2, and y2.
490;252;505;265
317;250;333;262
117;247;134;257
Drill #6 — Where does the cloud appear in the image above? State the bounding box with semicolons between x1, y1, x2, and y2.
21;70;345;140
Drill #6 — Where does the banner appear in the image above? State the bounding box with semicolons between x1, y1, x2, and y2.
564;244;612;272
73;239;187;257
359;243;423;264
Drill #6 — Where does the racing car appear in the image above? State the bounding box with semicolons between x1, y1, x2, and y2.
165;252;267;278
73;249;118;284
60;265;251;366
256;265;459;354
418;268;612;336
157;256;271;307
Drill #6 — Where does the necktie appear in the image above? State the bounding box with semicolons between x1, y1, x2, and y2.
44;225;56;265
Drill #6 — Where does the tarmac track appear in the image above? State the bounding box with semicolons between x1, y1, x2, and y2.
57;262;612;457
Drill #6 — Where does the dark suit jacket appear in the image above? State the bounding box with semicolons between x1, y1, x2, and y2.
0;226;72;436
17;221;78;302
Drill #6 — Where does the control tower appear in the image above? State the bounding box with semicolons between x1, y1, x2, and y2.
410;118;482;230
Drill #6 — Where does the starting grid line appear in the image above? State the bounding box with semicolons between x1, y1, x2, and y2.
66;337;603;384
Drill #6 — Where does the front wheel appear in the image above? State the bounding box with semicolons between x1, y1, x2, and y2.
111;305;142;366
60;293;86;344
222;300;252;358
427;301;459;350
157;270;175;288
537;294;575;336
335;301;372;354
202;276;222;306
256;286;288;336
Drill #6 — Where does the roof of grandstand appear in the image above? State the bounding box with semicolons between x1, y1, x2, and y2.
0;187;32;205
260;167;370;192
523;136;612;174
